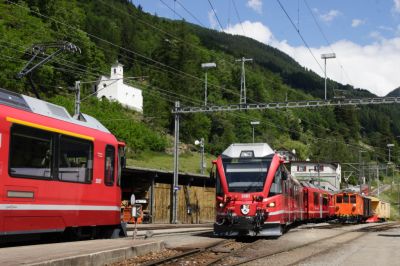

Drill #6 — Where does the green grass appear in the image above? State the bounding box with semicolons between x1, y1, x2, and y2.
127;151;217;175
377;174;400;220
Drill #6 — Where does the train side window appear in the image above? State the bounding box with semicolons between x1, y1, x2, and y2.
105;145;115;186
336;195;343;203
269;166;283;196
313;192;319;206
350;195;356;204
323;194;328;206
9;124;53;179
58;136;93;183
343;194;349;203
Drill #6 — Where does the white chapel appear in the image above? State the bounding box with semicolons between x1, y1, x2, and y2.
95;62;143;112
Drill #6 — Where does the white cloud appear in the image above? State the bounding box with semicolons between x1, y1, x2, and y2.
224;21;274;44
208;10;218;30
275;39;400;96
394;0;400;13
351;19;365;28
225;21;400;96
319;10;341;22
247;0;262;14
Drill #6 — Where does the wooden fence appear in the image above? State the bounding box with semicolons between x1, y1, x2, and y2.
152;183;215;223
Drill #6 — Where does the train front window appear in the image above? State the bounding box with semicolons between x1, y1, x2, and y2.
350;195;356;204
9;124;53;179
223;158;271;193
336;195;343;203
343;194;349;203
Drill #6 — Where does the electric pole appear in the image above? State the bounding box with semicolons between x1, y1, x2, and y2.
74;81;81;117
236;57;253;105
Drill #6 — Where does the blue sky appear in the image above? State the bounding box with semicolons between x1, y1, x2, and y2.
134;0;400;96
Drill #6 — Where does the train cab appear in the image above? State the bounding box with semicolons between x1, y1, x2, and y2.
212;143;298;237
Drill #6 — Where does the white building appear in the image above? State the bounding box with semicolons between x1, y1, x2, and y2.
95;62;143;112
290;161;341;191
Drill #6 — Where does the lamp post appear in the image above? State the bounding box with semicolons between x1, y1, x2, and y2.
201;62;216;106
250;121;260;143
359;150;366;193
321;53;336;100
387;143;395;188
195;138;205;175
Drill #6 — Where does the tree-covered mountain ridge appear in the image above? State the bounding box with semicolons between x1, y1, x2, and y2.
1;0;399;177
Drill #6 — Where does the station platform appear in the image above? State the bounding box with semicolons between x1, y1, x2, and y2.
0;238;164;266
0;224;214;266
127;223;213;237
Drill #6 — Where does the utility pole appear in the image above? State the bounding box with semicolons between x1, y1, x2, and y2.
236;57;252;105
74;81;81;117
195;138;205;174
359;150;365;193
377;162;380;197
172;101;180;224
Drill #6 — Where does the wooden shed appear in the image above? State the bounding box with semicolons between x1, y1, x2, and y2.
121;166;215;223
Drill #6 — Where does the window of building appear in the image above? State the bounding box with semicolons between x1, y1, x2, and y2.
9;124;53;179
58;136;93;183
114;68;116;74
297;165;306;172
105;145;115;186
314;165;324;172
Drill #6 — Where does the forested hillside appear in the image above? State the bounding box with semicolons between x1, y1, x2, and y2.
1;0;400;182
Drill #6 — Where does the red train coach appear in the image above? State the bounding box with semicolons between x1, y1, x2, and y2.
0;88;125;240
212;143;333;237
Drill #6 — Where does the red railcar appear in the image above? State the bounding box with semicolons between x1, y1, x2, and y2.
334;191;372;223
212;143;333;237
0;88;125;240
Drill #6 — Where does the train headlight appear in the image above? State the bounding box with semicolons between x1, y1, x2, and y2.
219;202;224;208
268;202;276;207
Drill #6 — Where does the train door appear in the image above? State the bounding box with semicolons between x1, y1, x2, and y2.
283;178;289;223
303;188;308;220
313;192;319;219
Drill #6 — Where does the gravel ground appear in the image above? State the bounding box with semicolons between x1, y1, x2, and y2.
108;248;182;266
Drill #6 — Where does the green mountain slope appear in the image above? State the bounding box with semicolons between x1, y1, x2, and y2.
1;0;400;181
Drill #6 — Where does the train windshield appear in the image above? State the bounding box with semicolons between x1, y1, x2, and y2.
223;158;271;192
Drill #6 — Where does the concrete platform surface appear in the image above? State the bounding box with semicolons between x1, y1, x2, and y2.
129;226;213;237
0;238;164;266
129;223;213;229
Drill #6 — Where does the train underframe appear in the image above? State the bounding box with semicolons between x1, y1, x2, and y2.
214;212;283;237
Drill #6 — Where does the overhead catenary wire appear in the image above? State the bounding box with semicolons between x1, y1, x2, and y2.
159;0;185;20
303;0;354;86
5;0;394;160
175;0;205;27
7;0;250;104
275;0;325;75
231;0;246;35
207;0;224;31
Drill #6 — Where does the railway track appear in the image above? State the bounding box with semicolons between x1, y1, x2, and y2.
141;238;263;266
212;222;400;266
136;222;399;266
